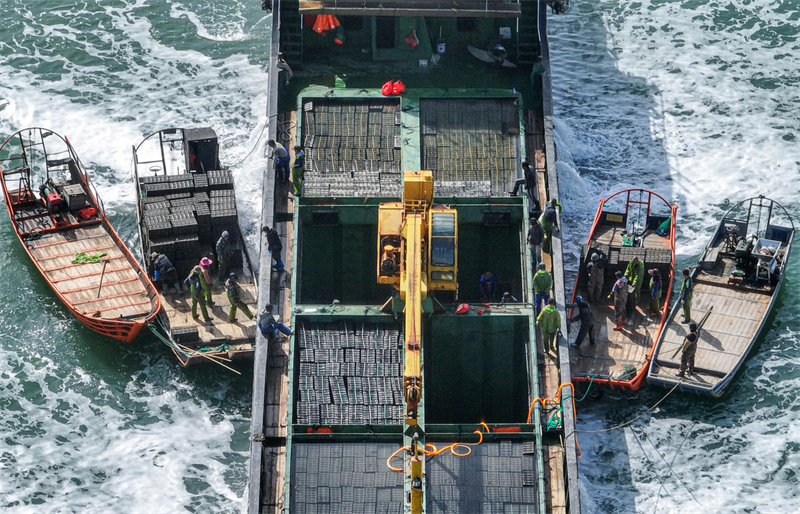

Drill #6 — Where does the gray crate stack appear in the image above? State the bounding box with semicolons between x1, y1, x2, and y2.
139;169;240;279
420;98;519;197
295;320;403;426
302;99;402;198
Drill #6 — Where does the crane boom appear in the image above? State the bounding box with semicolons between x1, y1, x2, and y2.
377;170;457;514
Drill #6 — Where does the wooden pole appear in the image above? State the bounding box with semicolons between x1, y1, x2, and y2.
96;260;108;299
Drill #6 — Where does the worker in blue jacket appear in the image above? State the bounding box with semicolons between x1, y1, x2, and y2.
258;303;292;338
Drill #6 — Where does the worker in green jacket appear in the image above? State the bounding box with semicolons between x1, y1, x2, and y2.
533;262;553;315
225;272;254;322
536;298;560;354
291;145;304;197
680;268;693;323
185;265;212;323
539;199;562;254
624;256;645;304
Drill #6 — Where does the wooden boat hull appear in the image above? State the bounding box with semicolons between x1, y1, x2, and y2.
647;196;794;396
568;189;677;390
0;128;161;343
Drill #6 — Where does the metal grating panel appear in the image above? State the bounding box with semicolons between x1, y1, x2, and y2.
301;99;402;198
420;98;520;198
290;443;405;514
426;441;540;513
295;321;404;425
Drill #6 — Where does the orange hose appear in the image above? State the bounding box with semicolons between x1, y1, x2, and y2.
386;422;489;472
526;382;582;457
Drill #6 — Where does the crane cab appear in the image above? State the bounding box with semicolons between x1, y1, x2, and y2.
376;171;457;292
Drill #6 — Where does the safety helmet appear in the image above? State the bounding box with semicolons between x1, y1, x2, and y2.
591;253;600;262
229;272;238;280
200;257;213;269
576;295;583;303
538;262;546;270
222;231;230;238
150;252;158;260
615;271;623;278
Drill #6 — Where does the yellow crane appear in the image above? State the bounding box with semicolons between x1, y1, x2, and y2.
377;170;457;514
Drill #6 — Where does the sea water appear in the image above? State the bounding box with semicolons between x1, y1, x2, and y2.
550;1;800;513
0;1;270;512
2;1;798;513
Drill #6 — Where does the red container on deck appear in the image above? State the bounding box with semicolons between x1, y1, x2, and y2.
47;191;61;206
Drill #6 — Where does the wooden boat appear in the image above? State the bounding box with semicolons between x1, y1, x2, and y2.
568;189;677;390
132;127;257;367
648;196;794;396
0;128;160;342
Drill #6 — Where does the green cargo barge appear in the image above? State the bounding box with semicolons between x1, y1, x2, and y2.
248;1;579;513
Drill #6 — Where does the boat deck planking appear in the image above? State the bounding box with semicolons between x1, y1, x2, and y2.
259;111;296;514
26;222;154;320
159;273;258;346
650;278;771;389
526;108;568;513
568;298;661;379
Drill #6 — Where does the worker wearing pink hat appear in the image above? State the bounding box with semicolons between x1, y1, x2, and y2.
199;257;214;306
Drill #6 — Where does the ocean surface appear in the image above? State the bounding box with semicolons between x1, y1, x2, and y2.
0;0;797;513
549;1;800;513
0;1;270;512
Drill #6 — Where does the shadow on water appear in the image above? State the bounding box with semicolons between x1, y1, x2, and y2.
546;3;676;513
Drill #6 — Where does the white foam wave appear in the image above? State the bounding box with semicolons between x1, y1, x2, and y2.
550;1;800;512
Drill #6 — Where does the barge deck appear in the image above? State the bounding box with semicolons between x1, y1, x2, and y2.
249;1;580;513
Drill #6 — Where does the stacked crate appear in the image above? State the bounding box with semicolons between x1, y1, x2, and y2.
302;99;402;198
138;168;241;279
294;321;404;426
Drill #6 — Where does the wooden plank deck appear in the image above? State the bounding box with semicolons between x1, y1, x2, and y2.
260;110;297;514
159;270;257;345
526;109;568;514
26;222;154;320
568;295;659;379
569;223;670;381
650;273;771;389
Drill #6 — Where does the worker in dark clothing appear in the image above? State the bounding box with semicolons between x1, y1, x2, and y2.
479;271;498;301
648;268;663;316
586;249;606;303
609;271;628;330
500;292;518;304
528;218;544;261
540;199;562;254
680;268;693;323
225;273;254;322
262;225;284;271
567;295;594;347
258;303;292;338
215;231;233;282
150;252;182;293
267;139;290;181
677;322;699;377
511;162;542;217
291;145;305;197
